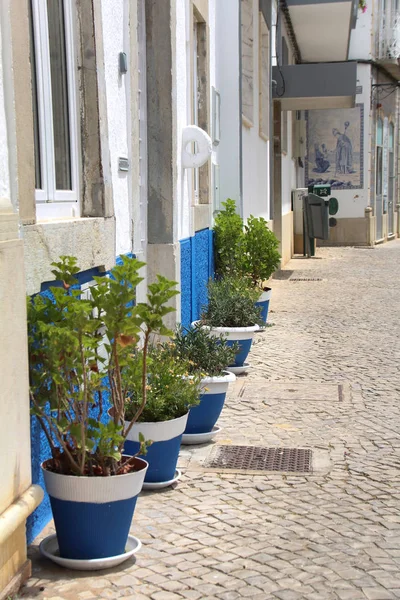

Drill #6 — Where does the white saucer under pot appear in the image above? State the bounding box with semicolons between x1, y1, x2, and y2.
226;363;252;375
181;425;222;445
142;469;182;490
39;534;142;571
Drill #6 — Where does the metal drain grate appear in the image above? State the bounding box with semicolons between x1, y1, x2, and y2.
204;446;312;473
289;277;323;282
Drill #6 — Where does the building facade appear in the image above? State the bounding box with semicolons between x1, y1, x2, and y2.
0;0;398;595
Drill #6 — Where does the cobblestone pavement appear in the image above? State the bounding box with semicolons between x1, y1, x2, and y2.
24;243;400;600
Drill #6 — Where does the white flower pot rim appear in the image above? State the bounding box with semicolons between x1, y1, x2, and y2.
125;412;189;443
200;370;236;385
41;456;148;503
193;320;260;334
258;289;272;302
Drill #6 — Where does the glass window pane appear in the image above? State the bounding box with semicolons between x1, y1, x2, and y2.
47;0;72;190
29;0;42;190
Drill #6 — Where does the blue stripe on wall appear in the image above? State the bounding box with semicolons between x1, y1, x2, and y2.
180;228;214;327
180;238;192;328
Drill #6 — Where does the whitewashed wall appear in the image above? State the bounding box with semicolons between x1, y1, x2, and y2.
215;0;241;213
281;28;297;216
349;4;373;60
242;0;270;221
176;0;192;241
100;0;131;256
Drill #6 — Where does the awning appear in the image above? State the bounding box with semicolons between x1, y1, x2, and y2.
285;0;358;62
272;62;357;110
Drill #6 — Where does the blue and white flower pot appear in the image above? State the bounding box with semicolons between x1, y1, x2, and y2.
124;413;188;484
42;456;148;561
203;324;260;367
185;371;236;435
255;288;272;326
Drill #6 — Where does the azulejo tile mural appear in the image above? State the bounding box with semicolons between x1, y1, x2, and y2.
306;104;364;190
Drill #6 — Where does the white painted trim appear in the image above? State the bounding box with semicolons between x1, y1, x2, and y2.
42;458;148;503
125;413;189;443
31;0;80;213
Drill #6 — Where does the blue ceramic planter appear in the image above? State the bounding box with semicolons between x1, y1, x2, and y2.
123;414;188;484
184;371;236;434
203;324;259;367
255;288;272;326
42;457;148;560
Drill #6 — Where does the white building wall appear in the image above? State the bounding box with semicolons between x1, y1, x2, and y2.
215;0;241;212
349;3;373;60
176;0;192;241
242;0;270;221
100;0;131;257
281;110;296;215
281;27;297;217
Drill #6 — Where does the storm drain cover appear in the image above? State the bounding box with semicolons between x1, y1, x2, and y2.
204;446;312;473
289;277;323;282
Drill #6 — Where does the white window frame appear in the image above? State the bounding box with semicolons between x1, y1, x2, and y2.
31;0;80;219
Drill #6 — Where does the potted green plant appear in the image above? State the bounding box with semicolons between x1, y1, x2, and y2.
213;198;245;277
243;214;280;325
28;255;178;568
172;324;237;444
122;344;201;488
199;276;262;374
213;200;280;325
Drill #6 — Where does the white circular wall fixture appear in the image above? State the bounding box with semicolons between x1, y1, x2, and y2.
182;125;212;169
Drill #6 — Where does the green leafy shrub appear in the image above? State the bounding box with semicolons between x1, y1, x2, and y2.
28;255;179;477
201;276;262;328
213;199;281;289
124;344;201;423
213;198;245;277
172;323;238;377
243;215;280;288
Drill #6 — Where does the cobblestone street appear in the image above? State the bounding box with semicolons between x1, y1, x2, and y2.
25;243;400;600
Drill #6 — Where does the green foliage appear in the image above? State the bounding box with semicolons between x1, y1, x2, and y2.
28;255;179;477
243;215;280;288
213;199;245;277
172;323;238;377
125;345;201;423
201;276;262;328
213;200;281;289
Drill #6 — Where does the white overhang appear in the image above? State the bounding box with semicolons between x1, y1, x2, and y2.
286;0;358;62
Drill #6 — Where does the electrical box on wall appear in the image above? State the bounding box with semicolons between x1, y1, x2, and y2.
293;120;306;158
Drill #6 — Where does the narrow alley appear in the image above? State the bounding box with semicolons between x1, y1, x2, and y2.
25;242;400;600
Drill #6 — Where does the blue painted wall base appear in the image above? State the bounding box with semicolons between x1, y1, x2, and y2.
180;229;214;328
